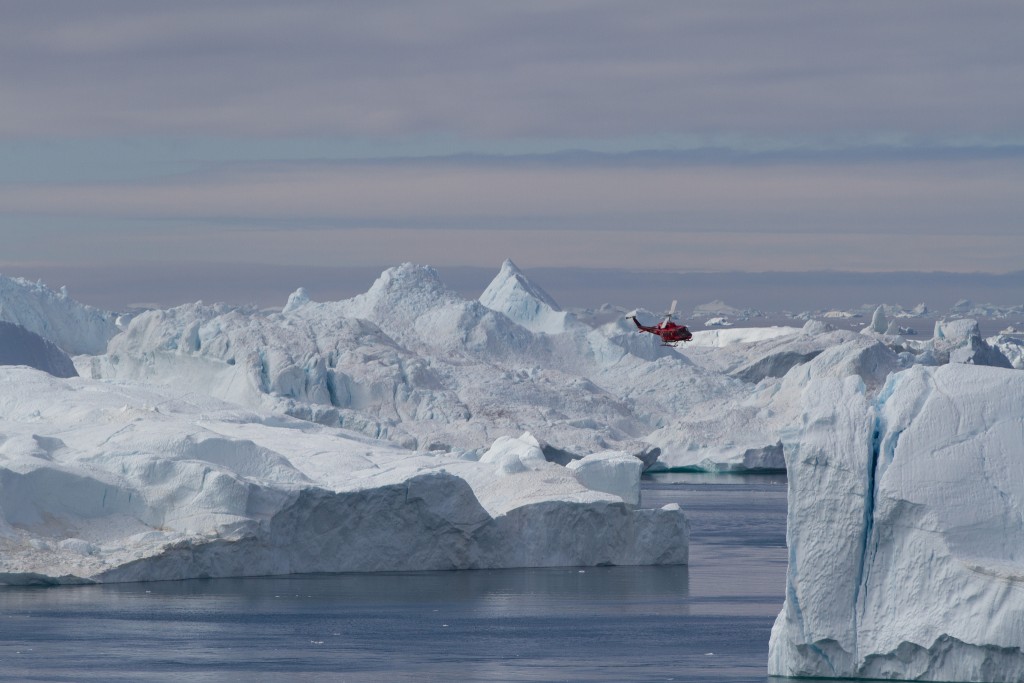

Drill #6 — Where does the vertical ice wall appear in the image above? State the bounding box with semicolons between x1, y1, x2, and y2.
769;364;1024;680
768;374;875;676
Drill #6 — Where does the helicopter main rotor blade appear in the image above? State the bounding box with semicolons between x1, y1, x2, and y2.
660;299;678;326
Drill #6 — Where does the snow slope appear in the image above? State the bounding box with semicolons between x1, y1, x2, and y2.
769;362;1024;680
0;367;688;584
0;321;77;378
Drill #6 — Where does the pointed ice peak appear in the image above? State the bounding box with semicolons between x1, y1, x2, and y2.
480;260;566;335
492;259;561;311
496;258;531;286
283;287;312;313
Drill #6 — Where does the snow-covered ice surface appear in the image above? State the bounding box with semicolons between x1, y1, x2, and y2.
0;367;687;584
768;362;1024;680
688;326;799;348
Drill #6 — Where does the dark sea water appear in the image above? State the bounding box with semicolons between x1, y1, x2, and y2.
0;474;813;683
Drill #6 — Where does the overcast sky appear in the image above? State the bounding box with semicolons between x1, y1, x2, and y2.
2;1;1023;308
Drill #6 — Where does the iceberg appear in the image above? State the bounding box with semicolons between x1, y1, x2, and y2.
0;367;688;584
647;335;898;473
692;300;757;318
0;274;118;355
933;319;1013;368
988;333;1024;369
866;318;1014;369
81;296;651;455
726;326;861;384
479;259;569;335
769;362;1024;680
688;326;800;348
72;264;1013;479
81;263;746;465
9;253;1024;667
869;304;888;334
566;450;643;506
478;432;549;474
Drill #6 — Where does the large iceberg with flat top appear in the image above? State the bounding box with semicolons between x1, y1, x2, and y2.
0;366;687;584
768;362;1024;680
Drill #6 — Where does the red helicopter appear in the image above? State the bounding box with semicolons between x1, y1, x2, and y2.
628;299;692;346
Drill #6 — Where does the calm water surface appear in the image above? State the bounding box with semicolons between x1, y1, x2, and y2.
0;474;821;682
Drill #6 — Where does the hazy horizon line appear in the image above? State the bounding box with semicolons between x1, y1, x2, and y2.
3;262;1022;315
